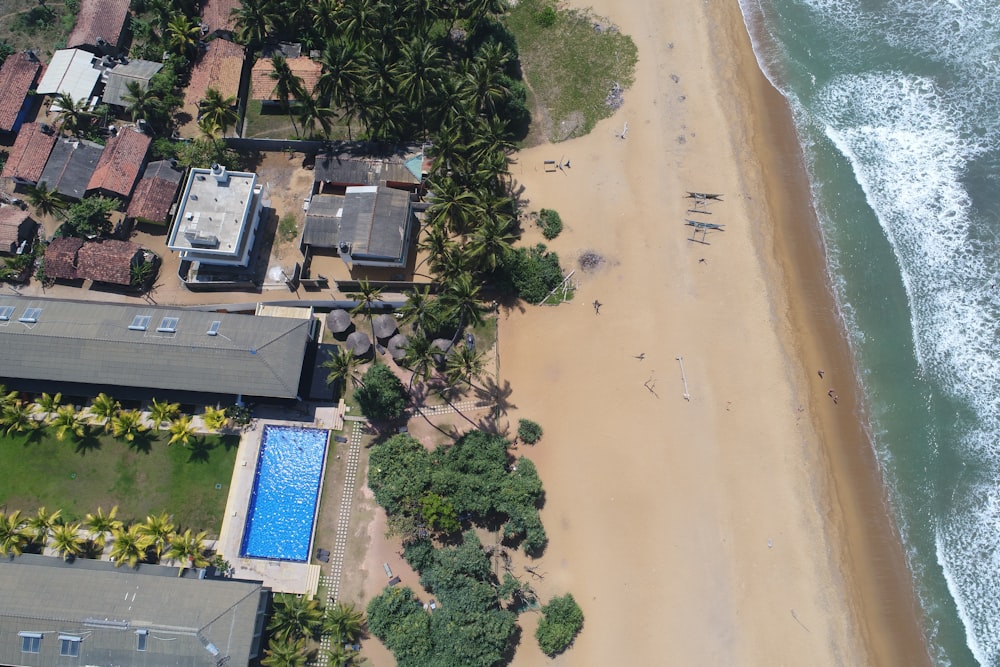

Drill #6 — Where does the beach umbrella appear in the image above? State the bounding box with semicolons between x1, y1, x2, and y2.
373;313;399;341
346;331;372;357
326;309;354;337
387;333;409;361
431;338;452;367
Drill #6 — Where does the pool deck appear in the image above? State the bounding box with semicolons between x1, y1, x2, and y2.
217;413;342;596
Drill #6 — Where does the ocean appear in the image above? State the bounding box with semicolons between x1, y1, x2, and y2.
737;0;1000;664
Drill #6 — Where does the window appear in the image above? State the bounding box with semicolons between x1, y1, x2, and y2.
19;307;42;323
0;306;14;321
136;630;148;652
59;635;81;657
206;320;221;336
129;315;152;331
156;317;179;333
18;632;41;653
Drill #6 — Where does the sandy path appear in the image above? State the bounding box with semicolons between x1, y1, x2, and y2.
497;0;928;664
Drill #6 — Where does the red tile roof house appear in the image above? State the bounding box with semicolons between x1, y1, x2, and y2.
66;0;132;55
0;52;43;137
76;238;144;285
126;159;184;225
86;127;152;199
179;38;246;139
200;0;241;36
43;236;84;281
0;122;58;188
0;206;38;255
250;55;322;103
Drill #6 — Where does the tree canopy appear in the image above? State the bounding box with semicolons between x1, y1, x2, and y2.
535;593;584;655
355;363;408;422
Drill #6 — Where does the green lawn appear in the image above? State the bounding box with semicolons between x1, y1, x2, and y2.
0;429;239;536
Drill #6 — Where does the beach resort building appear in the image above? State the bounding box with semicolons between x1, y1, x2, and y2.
0;554;268;666
0;51;42;137
0;297;315;400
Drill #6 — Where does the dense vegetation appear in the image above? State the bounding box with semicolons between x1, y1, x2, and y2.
261;595;366;666
355;363;409;422
516;418;543;444
535;593;584;655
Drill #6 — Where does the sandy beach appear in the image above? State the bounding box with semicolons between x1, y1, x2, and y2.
494;0;930;664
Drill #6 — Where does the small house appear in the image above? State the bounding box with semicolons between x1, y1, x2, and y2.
0;52;42;136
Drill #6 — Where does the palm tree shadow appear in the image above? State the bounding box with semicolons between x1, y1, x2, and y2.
187;437;214;463
74;433;103;455
129;432;154;454
481;376;517;419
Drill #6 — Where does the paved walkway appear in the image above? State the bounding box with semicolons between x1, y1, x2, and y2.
411;398;493;417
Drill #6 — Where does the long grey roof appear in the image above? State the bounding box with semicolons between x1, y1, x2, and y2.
313;151;419;186
340;185;413;262
39;138;104;199
302;194;342;248
103;59;164;107
0;555;266;667
0;297;311;399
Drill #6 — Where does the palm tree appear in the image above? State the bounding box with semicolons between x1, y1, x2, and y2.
397;37;444;134
138;512;175;562
429;244;471;284
89;392;120;431
425;176;479;236
0;511;29;557
33;391;62;423
50;522;85;561
111;409;147;443
321;348;361;398
440;272;484;345
148;398;180;429
51;404;87;441
167;414;197;447
109;524;153;568
261;637;310;667
268;593;324;641
122;80;162;123
199;87;239;136
349;279;383;350
164;528;208;576
399;286;438;336
269;55;305;136
26;506;62;545
445;343;487;389
84;506;123;549
325;644;361;667
231;0;279;47
165;13;200;59
402;333;437;391
316;40;364;137
416;222;458;277
467;211;516;274
51;92;92;136
24;182;68;218
201;405;229;432
324;601;366;644
297;92;335;139
2;400;37;437
0;384;18;409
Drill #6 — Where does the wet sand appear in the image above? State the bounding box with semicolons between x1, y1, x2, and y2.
497;0;929;664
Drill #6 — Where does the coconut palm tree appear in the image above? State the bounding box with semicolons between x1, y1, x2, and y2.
297;92;335;139
51;404;87;441
2;400;37;437
231;0;279;48
109;524;153;568
316;40;364;136
122;80;162;123
321;348;361;398
164;528;208;576
0;510;29;557
33;391;61;423
429;244;471;284
139;512;175;561
50;522;85;561
268;593;324;641
0;384;18;409
24;182;68;219
111;409;148;443
167;414;197;447
440;272;484;344
325;644;361;667
324;601;366;644
349;278;383;350
148;398;180;429
51;92;92;136
199;87;239;136
201;406;228;432
467;211;516;274
269;55;305;135
165;13;200;59
26;506;62;546
397;36;444;134
425;176;479;236
402;333;437;391
416;223;458;277
84;506;122;550
398;286;438;336
445;343;487;389
261;637;310;667
89;392;120;431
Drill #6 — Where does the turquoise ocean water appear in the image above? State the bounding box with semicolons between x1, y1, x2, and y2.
737;1;1000;664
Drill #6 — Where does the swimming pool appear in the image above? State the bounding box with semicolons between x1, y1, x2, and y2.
240;425;329;562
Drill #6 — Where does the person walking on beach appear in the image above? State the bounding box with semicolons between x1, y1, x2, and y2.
817;369;824;378
593;300;602;314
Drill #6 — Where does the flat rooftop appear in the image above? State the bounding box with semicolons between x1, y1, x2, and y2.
168;166;257;260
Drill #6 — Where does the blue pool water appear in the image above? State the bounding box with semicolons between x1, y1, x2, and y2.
240;425;329;562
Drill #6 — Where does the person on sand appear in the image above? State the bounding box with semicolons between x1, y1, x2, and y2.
593;300;602;314
818;369;824;378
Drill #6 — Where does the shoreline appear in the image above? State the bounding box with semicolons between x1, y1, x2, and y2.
494;0;931;663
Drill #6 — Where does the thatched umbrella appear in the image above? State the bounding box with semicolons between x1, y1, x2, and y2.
387;333;409;361
346;331;372;357
372;313;398;341
431;338;452;367
326;309;354;337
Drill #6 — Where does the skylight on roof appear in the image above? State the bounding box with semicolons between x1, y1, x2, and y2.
0;306;14;321
136;630;148;652
156;317;179;333
129;315;152;331
206;320;221;336
18;307;41;323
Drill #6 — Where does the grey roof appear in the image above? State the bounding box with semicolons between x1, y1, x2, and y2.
346;330;371;356
39;138;104;199
387;333;408;360
0;297;311;399
0;554;267;667
340;185;414;263
302;194;342;248
325;308;353;333
103;59;164;107
373;313;398;340
313;152;419;186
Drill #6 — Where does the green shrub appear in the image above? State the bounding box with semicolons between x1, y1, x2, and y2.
507;243;564;304
356;363;408;422
517;418;543;444
537;208;563;239
534;6;557;27
278;214;299;242
536;593;584;655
